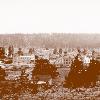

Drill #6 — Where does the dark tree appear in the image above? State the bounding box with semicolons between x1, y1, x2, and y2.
53;48;57;54
32;58;58;78
59;48;62;54
0;66;6;81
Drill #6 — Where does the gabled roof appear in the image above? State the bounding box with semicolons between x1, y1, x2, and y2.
34;75;52;81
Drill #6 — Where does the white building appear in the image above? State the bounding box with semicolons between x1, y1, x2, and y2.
35;48;53;60
13;54;35;66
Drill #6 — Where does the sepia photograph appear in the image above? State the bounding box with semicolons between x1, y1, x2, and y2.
0;0;100;100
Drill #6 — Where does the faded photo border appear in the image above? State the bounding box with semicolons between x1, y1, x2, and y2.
0;0;100;100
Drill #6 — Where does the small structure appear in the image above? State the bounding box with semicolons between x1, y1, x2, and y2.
82;55;90;67
34;75;52;86
63;51;72;67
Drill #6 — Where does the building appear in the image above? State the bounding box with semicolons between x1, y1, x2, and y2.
13;54;35;66
63;51;72;67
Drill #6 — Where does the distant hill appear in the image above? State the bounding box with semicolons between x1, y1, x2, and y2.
0;33;100;48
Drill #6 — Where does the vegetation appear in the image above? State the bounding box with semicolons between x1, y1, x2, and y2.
0;33;100;48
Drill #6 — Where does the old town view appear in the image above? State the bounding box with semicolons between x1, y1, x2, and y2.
0;33;100;99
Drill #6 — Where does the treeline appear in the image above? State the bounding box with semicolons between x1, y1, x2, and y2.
0;33;100;48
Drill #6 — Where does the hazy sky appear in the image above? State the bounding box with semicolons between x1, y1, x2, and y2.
0;0;100;34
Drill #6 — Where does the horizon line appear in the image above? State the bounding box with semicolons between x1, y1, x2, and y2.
0;33;100;35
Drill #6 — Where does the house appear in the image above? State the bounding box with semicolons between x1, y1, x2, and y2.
13;54;35;66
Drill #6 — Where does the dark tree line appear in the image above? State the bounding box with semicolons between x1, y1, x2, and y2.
0;33;100;48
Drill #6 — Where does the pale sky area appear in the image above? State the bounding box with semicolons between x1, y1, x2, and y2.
0;0;100;34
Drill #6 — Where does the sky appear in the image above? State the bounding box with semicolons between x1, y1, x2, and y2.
0;0;100;34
